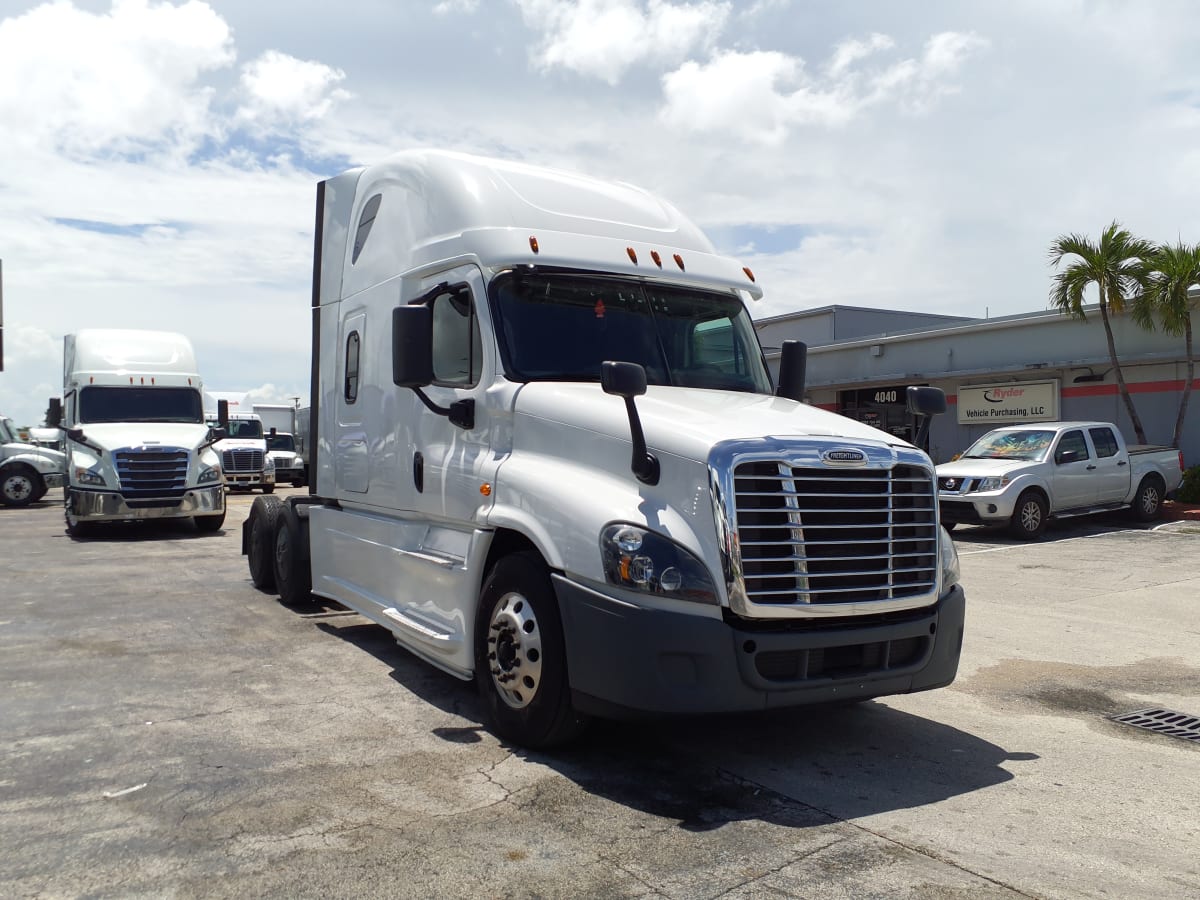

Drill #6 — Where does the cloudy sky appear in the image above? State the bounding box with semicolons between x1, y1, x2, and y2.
1;0;1198;426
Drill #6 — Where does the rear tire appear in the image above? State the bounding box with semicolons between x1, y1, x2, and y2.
261;484;276;495
247;495;283;590
1;465;40;507
1131;476;1164;522
273;503;312;607
474;552;587;749
1009;490;1048;540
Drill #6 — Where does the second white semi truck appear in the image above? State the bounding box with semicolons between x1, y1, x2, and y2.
244;150;965;747
49;329;226;535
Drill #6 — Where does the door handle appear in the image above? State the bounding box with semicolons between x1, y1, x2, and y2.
1087;465;1096;470
1118;460;1127;466
413;452;424;493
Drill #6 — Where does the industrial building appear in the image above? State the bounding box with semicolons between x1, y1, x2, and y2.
755;304;1199;466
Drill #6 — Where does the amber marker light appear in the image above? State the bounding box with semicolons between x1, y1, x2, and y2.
673;253;685;271
650;250;662;268
743;266;755;282
480;483;492;496
626;247;638;264
529;235;539;253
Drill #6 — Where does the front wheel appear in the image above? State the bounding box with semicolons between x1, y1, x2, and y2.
261;484;276;495
195;512;226;533
474;553;587;749
1;465;40;507
1009;490;1048;540
64;490;92;538
1131;477;1164;522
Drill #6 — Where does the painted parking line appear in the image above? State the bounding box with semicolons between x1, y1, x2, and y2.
956;528;1150;555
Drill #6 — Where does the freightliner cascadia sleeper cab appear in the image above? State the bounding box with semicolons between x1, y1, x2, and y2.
244;150;965;747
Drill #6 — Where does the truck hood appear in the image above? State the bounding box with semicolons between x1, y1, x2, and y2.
3;441;66;471
936;457;1038;479
513;383;906;460
72;422;211;452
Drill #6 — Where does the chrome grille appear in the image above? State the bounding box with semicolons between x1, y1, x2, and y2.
222;449;263;473
114;448;189;501
735;462;938;605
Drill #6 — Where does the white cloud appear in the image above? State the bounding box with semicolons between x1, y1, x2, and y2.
236;50;350;129
432;0;479;14
515;0;731;85
0;0;233;158
660;31;988;143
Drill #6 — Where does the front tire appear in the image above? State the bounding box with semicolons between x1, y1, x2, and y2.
64;490;92;538
247;495;283;591
1;465;41;507
195;512;226;533
1131;476;1164;522
1009;490;1048;540
474;553;587;749
261;484;276;495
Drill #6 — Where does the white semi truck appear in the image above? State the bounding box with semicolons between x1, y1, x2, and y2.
207;409;274;493
49;329;226;535
243;150;965;747
1;413;66;506
253;403;305;487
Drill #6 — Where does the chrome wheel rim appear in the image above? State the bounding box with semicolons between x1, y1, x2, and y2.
486;591;544;710
1141;485;1160;515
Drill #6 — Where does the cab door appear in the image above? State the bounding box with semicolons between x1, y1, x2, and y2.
1049;428;1094;510
1088;426;1130;505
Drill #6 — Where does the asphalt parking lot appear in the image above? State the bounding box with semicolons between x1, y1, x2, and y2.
2;489;1198;899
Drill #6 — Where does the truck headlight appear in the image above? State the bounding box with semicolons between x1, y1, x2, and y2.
600;524;718;605
972;475;1009;492
75;467;106;487
198;465;222;484
264;456;275;471
939;525;961;591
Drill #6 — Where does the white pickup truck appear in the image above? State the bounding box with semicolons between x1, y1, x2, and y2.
936;421;1184;539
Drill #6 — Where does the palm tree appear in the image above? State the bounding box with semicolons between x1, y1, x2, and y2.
1048;221;1155;443
1132;241;1200;448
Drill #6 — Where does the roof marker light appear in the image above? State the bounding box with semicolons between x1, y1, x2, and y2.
673;253;685;271
650;250;662;268
743;266;756;282
529;236;539;254
627;247;638;264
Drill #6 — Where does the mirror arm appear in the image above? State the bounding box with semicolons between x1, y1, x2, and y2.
623;397;660;485
413;388;475;430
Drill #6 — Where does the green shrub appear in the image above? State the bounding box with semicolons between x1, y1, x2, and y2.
1178;465;1200;503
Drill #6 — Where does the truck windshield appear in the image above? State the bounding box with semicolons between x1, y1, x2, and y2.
207;419;264;439
961;429;1055;461
490;272;773;394
267;434;295;452
79;387;204;424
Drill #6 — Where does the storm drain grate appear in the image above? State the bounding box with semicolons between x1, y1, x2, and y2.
1109;708;1200;743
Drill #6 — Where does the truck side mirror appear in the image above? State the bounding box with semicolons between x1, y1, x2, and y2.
906;386;947;451
392;305;434;388
46;397;62;428
906;386;947;417
602;361;659;485
776;340;807;402
218;399;230;430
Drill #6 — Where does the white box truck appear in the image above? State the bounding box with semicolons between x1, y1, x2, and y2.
243;150;964;747
253;403;305;487
49;329;226;535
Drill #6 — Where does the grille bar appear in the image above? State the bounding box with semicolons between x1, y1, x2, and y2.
222;449;264;473
114;448;189;499
735;461;938;606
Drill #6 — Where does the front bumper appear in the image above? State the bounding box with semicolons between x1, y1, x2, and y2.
66;485;225;522
555;575;966;718
224;471;275;487
44;473;65;489
939;492;1017;526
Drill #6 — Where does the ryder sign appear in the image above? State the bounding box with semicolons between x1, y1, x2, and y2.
957;379;1059;424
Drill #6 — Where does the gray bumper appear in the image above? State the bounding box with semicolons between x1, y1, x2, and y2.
44;473;65;488
555;576;966;718
67;485;225;522
224;471;274;487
